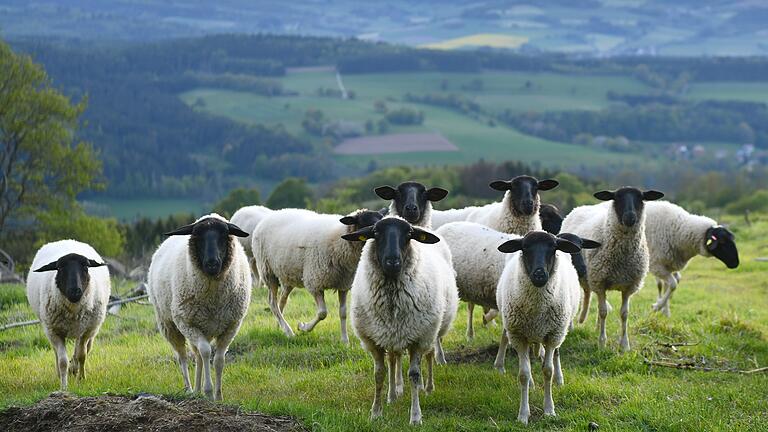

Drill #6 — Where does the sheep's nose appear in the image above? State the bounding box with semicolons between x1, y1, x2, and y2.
622;213;638;227
531;268;548;287
522;200;534;214
404;204;418;213
385;257;401;268
204;258;221;273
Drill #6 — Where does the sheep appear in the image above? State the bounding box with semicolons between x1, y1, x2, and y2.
435;221;518;339
252;207;386;342
540;203;564;234
561;187;664;351
464;175;559;234
147;214;251;400
343;216;458;425
492;231;593;424
374;181;448;228
645;201;739;317
431;206;481;229
230;205;272;278
26;240;111;390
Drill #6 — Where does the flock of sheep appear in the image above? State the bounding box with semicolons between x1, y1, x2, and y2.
24;175;740;426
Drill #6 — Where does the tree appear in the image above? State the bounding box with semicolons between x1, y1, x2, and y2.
266;177;313;209
36;206;125;258
0;41;102;233
212;187;261;218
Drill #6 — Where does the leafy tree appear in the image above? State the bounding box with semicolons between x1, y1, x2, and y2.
266;177;313;209
212;187;261;218
36;205;125;258
0;41;102;233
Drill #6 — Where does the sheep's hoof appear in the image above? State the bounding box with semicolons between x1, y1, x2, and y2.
544;409;557;417
370;406;383;419
298;322;312;332
494;365;506;374
620;340;631;353
424;383;434;394
410;416;422;425
517;414;529;425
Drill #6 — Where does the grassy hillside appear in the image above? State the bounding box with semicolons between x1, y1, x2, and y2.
2;214;767;431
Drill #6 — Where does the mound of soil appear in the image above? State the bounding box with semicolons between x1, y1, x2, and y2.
0;392;305;432
445;344;501;364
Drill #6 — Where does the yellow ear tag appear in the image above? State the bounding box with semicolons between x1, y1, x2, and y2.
419;233;427;241
358;235;367;241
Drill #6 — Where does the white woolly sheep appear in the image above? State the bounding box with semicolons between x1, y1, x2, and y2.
645;201;739;316
147;213;252;400
493;231;590;424
27;239;111;390
375;181;448;228
435;221;518;339
431;206;481;229
230;205;273;285
561;187;664;351
252;207;386;342
343;217;458;425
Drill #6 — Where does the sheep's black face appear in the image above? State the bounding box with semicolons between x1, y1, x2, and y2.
374;182;448;225
556;233;601;280
165;217;249;277
594;187;664;228
339;208;388;231
341;218;440;279
489;176;559;216
706;226;739;269
33;253;106;303
498;231;581;288
539;203;563;234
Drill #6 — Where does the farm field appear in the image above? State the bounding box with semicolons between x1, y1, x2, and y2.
2;215;767;431
685;82;768;105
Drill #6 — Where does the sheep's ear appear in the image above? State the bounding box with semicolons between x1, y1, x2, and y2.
342;226;374;242
339;216;357;225
593;190;615;201
87;259;107;268
378;207;389;216
165;222;196;236
33;261;59;273
580;239;601;249
227;223;250;237
556;238;581;254
374;186;397;200
538;179;559;191
498;239;523;253
489;180;511;191
642;190;664;201
425;187;448;202
411;228;440;244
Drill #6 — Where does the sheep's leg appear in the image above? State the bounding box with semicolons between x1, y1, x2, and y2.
578;281;591;323
267;281;295;337
278;284;293;313
597;291;608;349
655;277;664;302
71;335;89;380
338;289;349;344
395;353;404;397
435;337;447;365
619;290;632;352
163;322;192;392
191;334;214;399
466;302;475;339
542;345;556;417
387;352;402;403
493;329;509;373
424;350;435;394
653;274;677;317
408;348;424;425
370;346;386;420
553;347;564;386
49;334;69;390
515;342;532;425
298;290;328;333
213;325;239;401
191;345;202;393
483;307;498;326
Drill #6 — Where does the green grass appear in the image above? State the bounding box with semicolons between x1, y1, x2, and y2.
686;82;768;105
180;70;648;170
2;215;768;430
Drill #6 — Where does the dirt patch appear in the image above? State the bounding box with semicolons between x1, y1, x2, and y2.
0;392;305;432
334;133;459;155
445;344;500;364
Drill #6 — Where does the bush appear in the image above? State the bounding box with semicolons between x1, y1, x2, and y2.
266;178;314;209
725;189;768;213
212;188;261;219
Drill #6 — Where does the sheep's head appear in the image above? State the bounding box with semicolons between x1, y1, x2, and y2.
33;253;106;303
594;187;664;228
165;217;249;277
489;175;558;216
539;203;564;234
498;231;590;288
705;226;739;269
374;181;448;225
342;217;439;278
339;208;388;232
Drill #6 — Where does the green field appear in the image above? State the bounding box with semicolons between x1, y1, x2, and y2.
686;82;768;104
180;70;649;170
2;214;767;431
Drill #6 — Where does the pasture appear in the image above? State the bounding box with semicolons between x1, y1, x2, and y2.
1;215;767;431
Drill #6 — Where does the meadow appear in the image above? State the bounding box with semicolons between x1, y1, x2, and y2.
2;214;767;431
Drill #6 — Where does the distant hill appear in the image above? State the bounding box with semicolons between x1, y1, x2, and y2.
2;1;768;56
